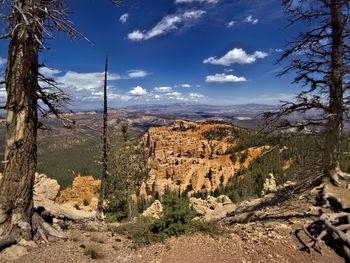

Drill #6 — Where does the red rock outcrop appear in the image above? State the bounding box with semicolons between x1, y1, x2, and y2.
139;120;268;197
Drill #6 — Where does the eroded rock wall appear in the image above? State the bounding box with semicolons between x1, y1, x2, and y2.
139;120;268;197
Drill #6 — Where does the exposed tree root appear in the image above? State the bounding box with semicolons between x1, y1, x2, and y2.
301;176;350;261
329;167;350;186
32;213;66;243
0;235;16;252
0;212;66;250
303;212;350;261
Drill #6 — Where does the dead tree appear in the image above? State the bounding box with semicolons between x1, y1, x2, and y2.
0;0;124;241
96;55;108;220
264;0;350;185
262;1;350;259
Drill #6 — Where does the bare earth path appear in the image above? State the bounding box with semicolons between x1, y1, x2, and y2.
8;218;344;263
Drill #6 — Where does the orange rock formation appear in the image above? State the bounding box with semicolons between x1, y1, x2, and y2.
56;175;100;210
139;120;268;197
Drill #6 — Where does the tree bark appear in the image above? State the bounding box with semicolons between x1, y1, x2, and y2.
0;1;43;240
96;56;108;220
126;178;132;221
324;0;346;185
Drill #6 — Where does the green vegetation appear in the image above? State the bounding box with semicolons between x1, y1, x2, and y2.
202;127;229;141
104;124;149;222
113;191;225;246
199;122;350;203
37;138;100;189
150;191;194;238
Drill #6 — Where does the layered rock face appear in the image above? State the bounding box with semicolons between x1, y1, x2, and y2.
139;120;268;197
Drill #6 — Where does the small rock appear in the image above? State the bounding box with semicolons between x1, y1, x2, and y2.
0;245;28;261
142;200;163;219
261;173;277;196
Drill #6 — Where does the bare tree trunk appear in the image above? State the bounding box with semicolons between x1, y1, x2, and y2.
96;56;108;220
324;0;347;185
126;178;132;221
0;1;43;240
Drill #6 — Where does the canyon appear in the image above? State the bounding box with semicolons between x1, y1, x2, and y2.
139;120;269;197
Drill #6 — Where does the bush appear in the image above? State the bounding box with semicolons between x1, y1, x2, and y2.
150;192;194;238
113;216;162;245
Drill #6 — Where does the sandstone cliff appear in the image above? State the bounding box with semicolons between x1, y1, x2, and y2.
139;120;269;197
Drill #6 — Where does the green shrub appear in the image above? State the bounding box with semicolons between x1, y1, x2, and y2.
150;192;194;238
113;216;162;245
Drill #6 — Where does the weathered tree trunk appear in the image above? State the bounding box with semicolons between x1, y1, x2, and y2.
324;0;347;185
0;1;43;240
126;178;132;221
96;56;108;220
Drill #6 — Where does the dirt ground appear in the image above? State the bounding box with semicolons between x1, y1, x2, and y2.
5;216;344;263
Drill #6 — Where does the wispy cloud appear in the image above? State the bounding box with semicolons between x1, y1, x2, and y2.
39;67;62;78
205;73;247;83
0;57;6;68
127;70;149;78
204;48;267;66
154;86;173;92
181;84;191;88
227;21;235;28
119;13;129;24
243;15;259;24
128;10;206;41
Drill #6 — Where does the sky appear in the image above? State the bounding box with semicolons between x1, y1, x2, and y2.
0;0;305;110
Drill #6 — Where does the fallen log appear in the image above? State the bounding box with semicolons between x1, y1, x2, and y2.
227;181;297;220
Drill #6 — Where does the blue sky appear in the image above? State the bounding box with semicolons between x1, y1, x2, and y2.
0;0;304;110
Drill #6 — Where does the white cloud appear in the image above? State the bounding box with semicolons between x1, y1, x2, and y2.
0;57;6;68
196;85;201;88
175;0;219;4
128;30;144;41
39;67;61;78
119;13;129;24
57;71;120;92
243;15;259;24
189;93;204;98
0;86;6;104
166;91;182;96
154;86;173;92
128;10;206;41
127;70;149;78
205;73;247;83
128;86;148;96
227;21;235;28
224;68;234;72
203;48;268;66
181;84;191;88
275;48;283;53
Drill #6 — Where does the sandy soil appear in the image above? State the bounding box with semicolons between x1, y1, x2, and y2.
6;217;344;263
